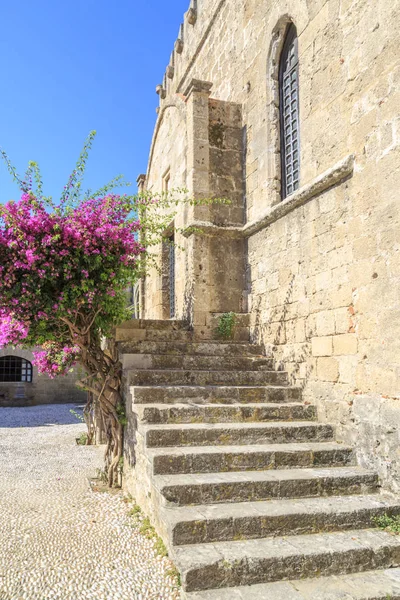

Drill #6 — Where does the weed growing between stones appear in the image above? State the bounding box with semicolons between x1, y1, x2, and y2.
76;432;88;445
372;513;400;533
217;312;237;339
71;409;88;445
126;500;181;588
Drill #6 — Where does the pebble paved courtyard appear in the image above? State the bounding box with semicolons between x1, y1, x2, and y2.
0;404;180;600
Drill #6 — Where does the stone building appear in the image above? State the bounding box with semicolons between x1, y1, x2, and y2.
139;0;400;491
120;0;400;595
0;347;85;407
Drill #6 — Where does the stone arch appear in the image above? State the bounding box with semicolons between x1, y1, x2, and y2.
146;96;187;184
266;15;297;204
262;0;308;205
0;347;35;362
0;354;33;383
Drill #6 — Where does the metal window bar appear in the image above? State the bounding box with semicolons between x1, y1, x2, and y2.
169;235;175;318
279;24;300;199
0;356;33;383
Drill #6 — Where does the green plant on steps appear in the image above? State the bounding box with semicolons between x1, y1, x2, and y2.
217;312;236;339
372;513;400;533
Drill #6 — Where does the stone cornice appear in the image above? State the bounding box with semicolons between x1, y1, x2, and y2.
182;221;242;238
176;0;227;94
182;154;355;239
183;79;213;99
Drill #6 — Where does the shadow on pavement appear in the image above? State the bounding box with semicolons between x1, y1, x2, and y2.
0;403;85;428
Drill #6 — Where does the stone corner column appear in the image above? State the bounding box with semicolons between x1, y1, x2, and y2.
184;78;213;222
182;79;213;333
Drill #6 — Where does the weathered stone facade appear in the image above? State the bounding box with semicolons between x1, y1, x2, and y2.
140;0;400;492
0;347;86;407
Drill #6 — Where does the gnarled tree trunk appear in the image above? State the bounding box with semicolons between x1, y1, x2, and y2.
78;345;124;488
62;316;124;487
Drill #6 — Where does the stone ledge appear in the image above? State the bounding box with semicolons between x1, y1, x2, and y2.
182;154;355;239
183;78;213;98
182;221;242;238
243;154;355;238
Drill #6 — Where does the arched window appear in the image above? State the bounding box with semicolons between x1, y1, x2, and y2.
279;23;300;199
0;356;33;382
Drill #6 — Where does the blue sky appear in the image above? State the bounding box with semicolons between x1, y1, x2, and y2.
0;0;188;202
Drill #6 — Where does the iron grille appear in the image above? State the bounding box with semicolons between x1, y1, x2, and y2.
280;24;300;199
169;235;175;318
0;356;33;382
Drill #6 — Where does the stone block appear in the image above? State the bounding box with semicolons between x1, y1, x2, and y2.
316;310;336;336
317;357;339;382
334;306;351;334
333;334;358;355
311;336;333;356
295;318;306;343
338;356;358;384
315;270;332;291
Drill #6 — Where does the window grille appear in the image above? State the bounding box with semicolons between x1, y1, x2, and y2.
279;24;300;199
0;356;33;383
169;234;175;318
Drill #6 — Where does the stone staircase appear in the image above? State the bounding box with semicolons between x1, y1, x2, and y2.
119;320;400;599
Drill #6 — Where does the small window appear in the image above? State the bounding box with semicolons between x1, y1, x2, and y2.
0;356;33;382
279;23;300;199
162;169;171;194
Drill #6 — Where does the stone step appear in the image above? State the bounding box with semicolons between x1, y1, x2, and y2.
119;340;264;356
173;529;400;592
122;354;273;371
183;568;400;599
131;385;302;405
116;327;195;343
163;494;400;546
221;327;250;342
155;467;378;506
133;403;317;425
119;319;191;331
129;369;288;386
144;421;334;448
148;442;355;475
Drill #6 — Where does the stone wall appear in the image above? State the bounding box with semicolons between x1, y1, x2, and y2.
142;0;400;489
0;347;86;407
142;95;189;320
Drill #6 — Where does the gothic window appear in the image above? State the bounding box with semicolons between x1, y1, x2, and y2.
0;356;33;382
279;23;300;199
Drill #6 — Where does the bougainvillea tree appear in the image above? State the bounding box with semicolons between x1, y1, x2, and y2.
0;131;220;486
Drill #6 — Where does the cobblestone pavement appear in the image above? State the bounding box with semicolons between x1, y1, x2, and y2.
0;404;180;600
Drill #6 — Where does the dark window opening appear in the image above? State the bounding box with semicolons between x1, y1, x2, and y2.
279;23;300;199
0;356;33;383
169;234;175;318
